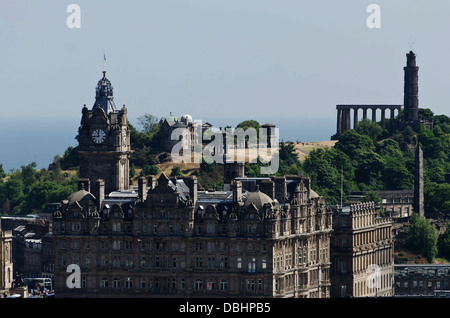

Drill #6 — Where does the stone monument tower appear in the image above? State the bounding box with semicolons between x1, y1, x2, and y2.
77;71;132;195
414;145;424;217
403;51;419;125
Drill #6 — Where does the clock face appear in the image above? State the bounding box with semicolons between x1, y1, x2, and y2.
92;129;106;144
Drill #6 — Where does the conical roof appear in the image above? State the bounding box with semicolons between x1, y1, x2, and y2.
92;71;116;114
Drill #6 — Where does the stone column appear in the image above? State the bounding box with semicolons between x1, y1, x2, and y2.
390;108;395;119
363;108;367;120
337;109;342;135
372;108;377;122
353;108;358;129
346;109;351;131
381;109;386;129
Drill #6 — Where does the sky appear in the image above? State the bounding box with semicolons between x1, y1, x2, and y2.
0;0;450;171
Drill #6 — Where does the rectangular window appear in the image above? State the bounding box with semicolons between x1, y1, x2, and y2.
195;257;203;268
258;279;263;291
220;257;228;268
206;223;216;233
247;279;255;291
207;257;215;268
172;257;177;268
341;261;347;274
248;258;256;273
100;279;108;288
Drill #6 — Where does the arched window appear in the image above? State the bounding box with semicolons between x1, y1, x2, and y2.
125;277;133;289
206;279;215;290
194;279;203;290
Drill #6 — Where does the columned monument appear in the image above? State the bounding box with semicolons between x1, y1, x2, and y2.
332;50;427;140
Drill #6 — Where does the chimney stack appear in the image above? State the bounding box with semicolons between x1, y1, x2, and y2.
232;180;243;204
184;176;198;206
94;179;105;211
138;177;147;203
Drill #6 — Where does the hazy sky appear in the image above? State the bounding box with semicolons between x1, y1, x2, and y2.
1;1;450;170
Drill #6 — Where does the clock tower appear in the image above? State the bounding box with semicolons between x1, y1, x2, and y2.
77;71;132;195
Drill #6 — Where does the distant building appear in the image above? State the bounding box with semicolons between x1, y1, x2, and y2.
0;218;13;296
0;215;53;284
395;264;450;297
158;113;209;152
349;190;414;219
330;202;394;297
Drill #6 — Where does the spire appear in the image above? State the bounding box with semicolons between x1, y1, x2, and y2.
92;70;117;114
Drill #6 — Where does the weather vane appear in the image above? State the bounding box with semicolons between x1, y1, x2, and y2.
409;38;415;51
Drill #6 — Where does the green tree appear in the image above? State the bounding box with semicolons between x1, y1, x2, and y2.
137;113;160;135
170;166;182;177
142;164;159;176
25;181;76;212
236;120;261;131
355;118;383;141
303;148;341;204
406;213;438;262
424;182;450;215
0;164;6;179
21;162;37;193
334;130;375;159
438;228;450;260
418;108;434;121
130;164;136;179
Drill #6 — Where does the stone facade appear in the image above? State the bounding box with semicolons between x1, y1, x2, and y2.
52;174;333;298
330;202;394;297
349;190;414;219
0;219;13;296
395;264;450;297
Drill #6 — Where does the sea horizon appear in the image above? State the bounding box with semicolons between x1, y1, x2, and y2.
0;115;335;172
